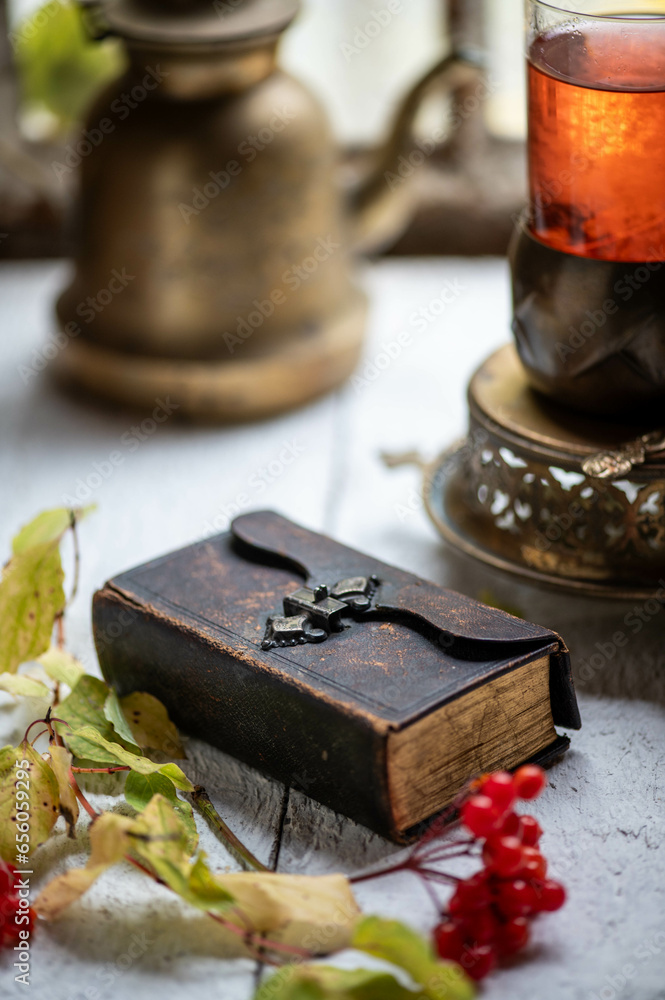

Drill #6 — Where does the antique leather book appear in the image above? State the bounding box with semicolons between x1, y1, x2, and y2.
93;511;581;842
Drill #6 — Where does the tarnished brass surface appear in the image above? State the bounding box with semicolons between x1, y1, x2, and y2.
55;0;480;420
427;345;665;599
56;291;366;420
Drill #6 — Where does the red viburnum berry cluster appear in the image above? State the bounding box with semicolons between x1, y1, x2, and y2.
0;860;34;949
433;765;566;981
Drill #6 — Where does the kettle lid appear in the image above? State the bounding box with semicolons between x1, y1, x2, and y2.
98;0;300;47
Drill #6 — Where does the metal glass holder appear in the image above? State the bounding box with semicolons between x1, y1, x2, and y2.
423;344;665;600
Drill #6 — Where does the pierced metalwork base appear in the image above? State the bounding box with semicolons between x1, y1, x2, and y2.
425;345;665;600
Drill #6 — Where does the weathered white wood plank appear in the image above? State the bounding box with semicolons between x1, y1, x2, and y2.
1;260;664;1000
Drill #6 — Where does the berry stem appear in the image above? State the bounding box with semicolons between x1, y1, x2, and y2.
71;766;131;773
68;768;100;820
207;911;313;960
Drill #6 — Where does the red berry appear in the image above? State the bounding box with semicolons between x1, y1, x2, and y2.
519;846;547;880
537;879;566;911
496;916;530;955
498;811;521;837
519;815;543;846
434;920;465;960
513;765;547;800
483;835;524;877
460;907;497;946
460;944;497;981
0;893;34;948
461;794;502;838
449;873;492;914
481;772;516;813
495;878;537;918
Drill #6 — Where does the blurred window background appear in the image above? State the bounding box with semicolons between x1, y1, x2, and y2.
1;0;527;258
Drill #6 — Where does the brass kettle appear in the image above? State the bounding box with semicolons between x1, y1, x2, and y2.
55;0;479;420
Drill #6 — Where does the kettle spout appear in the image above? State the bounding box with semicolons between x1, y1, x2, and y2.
348;51;483;255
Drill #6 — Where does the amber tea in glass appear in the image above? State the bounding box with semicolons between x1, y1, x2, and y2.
528;5;665;261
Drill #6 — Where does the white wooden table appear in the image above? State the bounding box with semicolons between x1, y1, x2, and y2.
1;259;663;1000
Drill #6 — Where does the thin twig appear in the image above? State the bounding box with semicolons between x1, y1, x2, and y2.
67;514;81;607
191;785;268;872
72;766;131;773
68;768;99;820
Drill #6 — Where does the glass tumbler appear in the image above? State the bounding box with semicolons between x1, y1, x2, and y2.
510;1;665;417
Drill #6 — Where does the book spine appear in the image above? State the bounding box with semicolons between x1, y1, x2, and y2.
93;586;400;841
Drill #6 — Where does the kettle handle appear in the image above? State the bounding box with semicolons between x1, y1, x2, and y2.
349;49;485;255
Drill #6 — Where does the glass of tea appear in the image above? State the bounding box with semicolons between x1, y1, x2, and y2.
528;0;665;261
511;1;665;416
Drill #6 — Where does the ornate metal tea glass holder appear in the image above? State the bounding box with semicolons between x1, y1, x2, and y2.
418;345;665;599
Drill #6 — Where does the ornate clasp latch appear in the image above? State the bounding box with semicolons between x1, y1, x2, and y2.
261;575;379;650
582;429;665;479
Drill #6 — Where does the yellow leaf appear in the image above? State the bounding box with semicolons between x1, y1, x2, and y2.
39;648;86;690
0;743;59;863
34;812;134;919
218;872;361;951
120;691;185;757
0;542;65;673
0;672;50;698
48;745;79;837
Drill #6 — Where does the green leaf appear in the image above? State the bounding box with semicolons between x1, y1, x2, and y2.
129;796;232;912
104;689;140;747
0;672;50;698
12;508;73;554
62;726;194;791
34;811;134;919
14;2;125;136
255;965;427;1000
56;675;117;745
0;541;65;673
0;743;60;863
48;744;79;836
0;506;95;674
124;771;198;855
119;691;185;757
39;647;86;689
352;918;475;1000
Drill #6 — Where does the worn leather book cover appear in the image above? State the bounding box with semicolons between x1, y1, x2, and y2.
93;511;581;842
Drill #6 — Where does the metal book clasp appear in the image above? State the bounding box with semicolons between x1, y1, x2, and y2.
261;575;379;650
